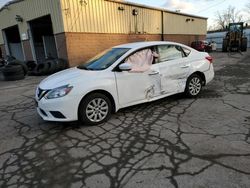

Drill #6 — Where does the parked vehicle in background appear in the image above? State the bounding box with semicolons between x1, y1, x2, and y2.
36;41;214;125
191;40;212;52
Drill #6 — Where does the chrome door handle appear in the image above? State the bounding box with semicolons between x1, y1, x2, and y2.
180;64;190;68
148;71;159;76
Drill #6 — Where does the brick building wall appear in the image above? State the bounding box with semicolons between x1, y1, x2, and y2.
164;34;206;46
64;33;162;67
0;33;206;66
63;33;205;67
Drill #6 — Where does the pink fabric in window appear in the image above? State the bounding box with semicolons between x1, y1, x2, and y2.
125;49;158;72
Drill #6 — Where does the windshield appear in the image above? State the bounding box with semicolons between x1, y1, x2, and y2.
77;48;130;70
229;24;242;32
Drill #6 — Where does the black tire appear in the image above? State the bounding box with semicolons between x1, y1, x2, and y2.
4;73;25;81
8;61;28;76
0;66;4;74
0;59;4;67
27;70;39;76
2;65;25;81
78;93;112;125
185;74;203;98
2;65;23;74
45;59;57;74
55;59;68;72
26;61;37;71
35;63;50;76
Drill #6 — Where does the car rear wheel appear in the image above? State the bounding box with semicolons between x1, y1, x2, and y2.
79;93;112;125
185;74;202;97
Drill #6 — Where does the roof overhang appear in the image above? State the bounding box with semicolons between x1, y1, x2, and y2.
106;0;208;20
0;0;208;20
0;0;25;12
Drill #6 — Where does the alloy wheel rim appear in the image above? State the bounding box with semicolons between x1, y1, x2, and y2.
86;98;109;122
189;77;201;96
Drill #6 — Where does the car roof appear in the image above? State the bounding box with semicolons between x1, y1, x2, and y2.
114;41;190;49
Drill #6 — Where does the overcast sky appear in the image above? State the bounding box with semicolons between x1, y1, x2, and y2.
0;0;249;28
128;0;249;28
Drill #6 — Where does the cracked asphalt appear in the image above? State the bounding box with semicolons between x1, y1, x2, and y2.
0;51;250;188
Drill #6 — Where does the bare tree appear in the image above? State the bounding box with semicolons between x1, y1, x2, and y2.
245;1;250;23
246;1;250;14
215;6;243;30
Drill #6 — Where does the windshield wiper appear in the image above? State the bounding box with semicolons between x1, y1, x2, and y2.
78;66;89;70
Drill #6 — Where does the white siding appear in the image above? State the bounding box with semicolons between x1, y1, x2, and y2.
163;12;207;35
60;0;162;34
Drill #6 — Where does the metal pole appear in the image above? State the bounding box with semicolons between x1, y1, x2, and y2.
161;11;164;41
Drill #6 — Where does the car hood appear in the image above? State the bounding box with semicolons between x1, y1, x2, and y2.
39;67;93;89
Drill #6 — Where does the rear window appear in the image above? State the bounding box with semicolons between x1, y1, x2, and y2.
157;45;184;62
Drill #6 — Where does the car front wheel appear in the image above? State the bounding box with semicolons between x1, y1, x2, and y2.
185;74;203;97
79;93;112;125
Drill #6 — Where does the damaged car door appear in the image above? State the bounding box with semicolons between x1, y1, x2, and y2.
114;48;161;107
156;45;191;94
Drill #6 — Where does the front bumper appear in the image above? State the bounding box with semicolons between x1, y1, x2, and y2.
36;95;80;122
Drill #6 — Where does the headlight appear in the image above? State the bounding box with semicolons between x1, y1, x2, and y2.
45;85;73;99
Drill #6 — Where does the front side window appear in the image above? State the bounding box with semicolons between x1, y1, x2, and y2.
157;45;184;63
77;48;130;71
124;48;159;73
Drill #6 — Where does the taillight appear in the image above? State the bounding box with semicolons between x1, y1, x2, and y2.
206;56;213;63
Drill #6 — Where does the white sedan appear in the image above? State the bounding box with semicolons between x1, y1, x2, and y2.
36;41;214;125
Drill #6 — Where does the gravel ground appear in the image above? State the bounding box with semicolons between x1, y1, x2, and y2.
0;51;250;188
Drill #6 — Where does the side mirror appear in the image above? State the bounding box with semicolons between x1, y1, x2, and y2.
119;63;132;71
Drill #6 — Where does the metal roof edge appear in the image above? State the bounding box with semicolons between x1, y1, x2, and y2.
0;0;208;20
105;0;208;20
0;0;25;12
